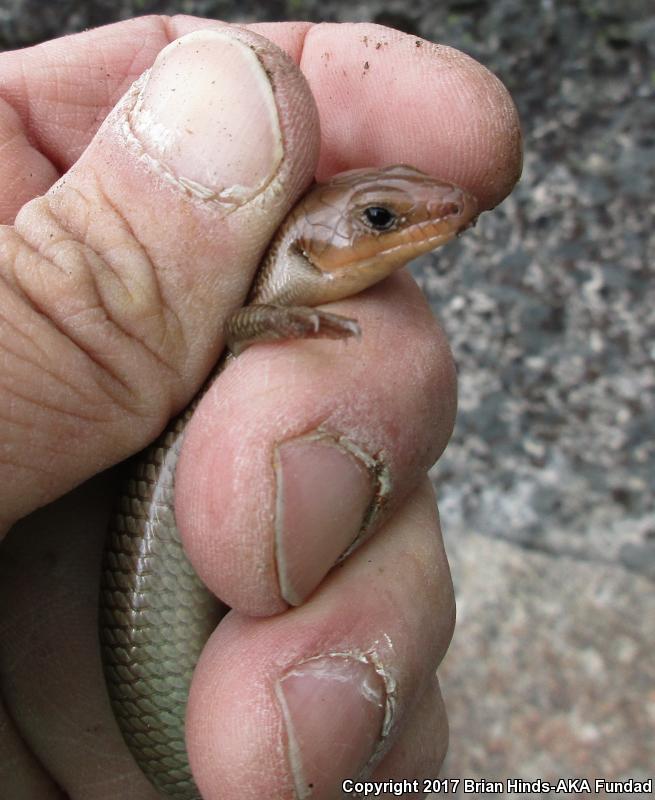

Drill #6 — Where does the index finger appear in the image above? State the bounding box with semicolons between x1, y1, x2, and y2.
299;23;522;209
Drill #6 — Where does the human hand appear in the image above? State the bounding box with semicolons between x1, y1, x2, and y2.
0;17;521;800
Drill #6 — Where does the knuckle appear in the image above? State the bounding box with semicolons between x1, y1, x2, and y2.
4;177;187;425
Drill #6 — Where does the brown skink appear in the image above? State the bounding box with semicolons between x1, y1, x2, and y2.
99;165;477;799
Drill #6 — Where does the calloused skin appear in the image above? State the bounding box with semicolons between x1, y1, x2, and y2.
0;15;521;800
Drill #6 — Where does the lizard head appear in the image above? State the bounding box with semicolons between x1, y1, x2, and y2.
292;164;478;302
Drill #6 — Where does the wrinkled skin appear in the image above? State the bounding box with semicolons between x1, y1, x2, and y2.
0;16;521;800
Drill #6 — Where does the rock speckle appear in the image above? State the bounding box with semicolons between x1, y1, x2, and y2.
2;0;652;785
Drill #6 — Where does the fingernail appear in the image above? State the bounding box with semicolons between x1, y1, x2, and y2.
274;432;382;606
276;655;388;799
130;29;283;205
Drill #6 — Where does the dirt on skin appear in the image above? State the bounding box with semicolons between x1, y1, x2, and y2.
2;0;653;783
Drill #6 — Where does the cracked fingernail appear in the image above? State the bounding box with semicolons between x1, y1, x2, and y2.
274;432;378;606
276;655;387;799
130;29;283;205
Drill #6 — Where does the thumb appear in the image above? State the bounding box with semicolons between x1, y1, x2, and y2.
0;27;319;533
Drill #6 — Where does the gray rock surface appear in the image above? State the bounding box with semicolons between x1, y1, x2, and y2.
439;533;654;787
1;0;652;789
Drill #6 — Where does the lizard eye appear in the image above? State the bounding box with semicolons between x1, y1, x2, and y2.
362;206;397;231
